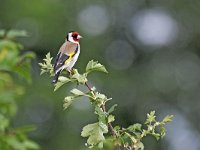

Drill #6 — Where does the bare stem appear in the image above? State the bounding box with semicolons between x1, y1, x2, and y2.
85;82;92;91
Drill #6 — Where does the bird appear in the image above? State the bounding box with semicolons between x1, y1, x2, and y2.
52;31;82;84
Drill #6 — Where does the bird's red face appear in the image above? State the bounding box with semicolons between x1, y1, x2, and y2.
72;32;80;42
67;31;82;43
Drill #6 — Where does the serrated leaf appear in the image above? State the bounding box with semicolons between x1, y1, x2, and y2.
124;132;137;143
99;122;108;134
134;142;144;150
39;52;54;76
162;115;173;123
107;104;117;114
71;69;87;84
40;69;46;75
114;126;120;131
54;76;70;91
95;106;107;124
45;52;52;62
127;123;142;132
81;123;98;137
86;60;108;74
63;96;74;110
81;122;108;148
160;127;166;138
145;111;156;124
70;88;85;96
95;92;107;100
108;115;115;123
152;133;160;140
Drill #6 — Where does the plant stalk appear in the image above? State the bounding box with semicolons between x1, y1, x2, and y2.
85;81;120;150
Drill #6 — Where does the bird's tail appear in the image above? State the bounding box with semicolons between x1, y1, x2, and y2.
52;71;61;84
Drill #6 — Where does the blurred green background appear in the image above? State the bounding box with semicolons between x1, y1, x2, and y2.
1;0;200;149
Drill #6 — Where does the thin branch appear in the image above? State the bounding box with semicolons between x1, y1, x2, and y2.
101;104;116;137
84;81;120;150
85;81;116;136
85;82;92;91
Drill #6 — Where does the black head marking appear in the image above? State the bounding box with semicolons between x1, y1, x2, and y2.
66;31;75;41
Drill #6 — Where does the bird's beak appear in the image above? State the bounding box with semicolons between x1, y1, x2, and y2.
77;35;83;39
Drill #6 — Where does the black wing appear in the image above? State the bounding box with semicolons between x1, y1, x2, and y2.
53;52;69;71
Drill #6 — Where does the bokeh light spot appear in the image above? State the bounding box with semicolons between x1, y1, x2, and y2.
105;40;135;70
131;9;178;47
175;52;200;90
77;5;110;36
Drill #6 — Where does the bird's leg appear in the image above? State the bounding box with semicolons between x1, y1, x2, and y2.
65;68;72;77
68;70;72;76
69;68;79;87
68;68;76;77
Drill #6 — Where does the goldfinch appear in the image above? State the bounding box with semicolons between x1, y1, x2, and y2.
52;31;82;84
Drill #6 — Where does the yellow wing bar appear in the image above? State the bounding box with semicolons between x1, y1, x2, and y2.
64;52;74;64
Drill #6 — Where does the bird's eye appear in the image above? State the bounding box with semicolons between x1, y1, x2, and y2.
72;34;78;38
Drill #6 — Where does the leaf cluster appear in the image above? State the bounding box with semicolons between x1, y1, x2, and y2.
0;30;39;150
0;29;35;83
40;53;173;150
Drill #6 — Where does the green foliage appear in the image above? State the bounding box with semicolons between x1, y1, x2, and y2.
38;53;54;76
86;60;108;74
0;30;39;150
81;122;108;149
40;53;173;149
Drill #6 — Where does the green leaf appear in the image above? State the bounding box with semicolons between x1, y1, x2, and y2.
152;133;160;140
95;92;106;100
71;69;87;84
63;96;74;110
98;142;104;149
114;126;120;131
99;122;108;133
0;114;9;131
70;88;85;96
108;115;115;123
127;123;142;132
107;104;117;114
20;51;36;60
162;115;173;123
13;51;35;83
15;125;37;133
0;40;19;71
86;60;108;74
81;123;98;137
145;111;156;124
54;76;70;91
23;140;39;149
134;142;144;150
160;126;166;138
81;122;108;148
13;59;32;83
6;30;28;38
0;30;6;37
39;52;54;76
7;136;26;150
94;106;107;124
